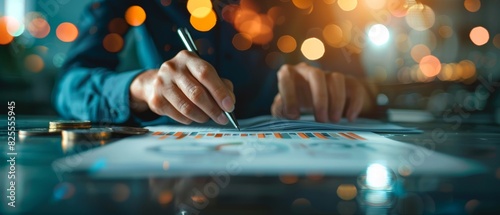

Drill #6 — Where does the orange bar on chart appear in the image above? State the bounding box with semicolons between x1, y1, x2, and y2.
215;133;223;138
347;132;366;140
339;133;356;140
298;133;309;139
313;133;327;139
152;131;162;135
274;133;283;138
258;133;265;138
241;133;248;137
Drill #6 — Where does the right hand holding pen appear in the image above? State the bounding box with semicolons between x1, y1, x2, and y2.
130;50;235;125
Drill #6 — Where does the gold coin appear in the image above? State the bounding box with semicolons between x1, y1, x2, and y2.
62;128;112;141
49;120;91;129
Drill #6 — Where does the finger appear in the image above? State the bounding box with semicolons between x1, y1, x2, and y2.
162;81;211;124
271;94;285;118
298;67;328;122
173;71;228;125
326;72;346;123
181;51;235;112
345;77;364;122
149;78;192;125
277;65;300;119
221;78;235;102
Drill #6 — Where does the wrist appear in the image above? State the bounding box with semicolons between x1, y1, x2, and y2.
130;69;157;113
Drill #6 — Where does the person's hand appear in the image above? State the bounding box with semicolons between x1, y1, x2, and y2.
271;63;372;123
129;50;235;125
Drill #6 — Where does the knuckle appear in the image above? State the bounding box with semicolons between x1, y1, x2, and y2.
177;50;192;58
195;64;212;80
179;101;195;116
149;95;163;108
161;61;177;73
187;85;204;102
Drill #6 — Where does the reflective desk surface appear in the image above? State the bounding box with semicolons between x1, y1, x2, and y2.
1;115;499;215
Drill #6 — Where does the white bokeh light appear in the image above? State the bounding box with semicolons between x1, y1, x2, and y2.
368;24;390;46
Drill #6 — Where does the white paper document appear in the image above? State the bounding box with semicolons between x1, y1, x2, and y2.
53;121;483;178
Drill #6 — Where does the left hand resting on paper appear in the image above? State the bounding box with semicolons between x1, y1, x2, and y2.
271;63;373;123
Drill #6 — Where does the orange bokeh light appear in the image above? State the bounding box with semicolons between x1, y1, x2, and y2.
24;54;45;72
0;17;14;45
493;34;500;49
27;17;50;39
292;0;313;9
301;37;325;60
187;0;212;18
56;22;78;42
125;5;146;26
338;0;358;11
103;33;124;53
190;9;217;32
277;35;297;53
410;44;430;63
470;26;489;46
108;18;129;35
419;55;441;77
232;33;252;51
464;0;480;13
323;24;344;48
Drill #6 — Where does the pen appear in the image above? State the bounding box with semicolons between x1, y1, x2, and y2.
177;27;241;131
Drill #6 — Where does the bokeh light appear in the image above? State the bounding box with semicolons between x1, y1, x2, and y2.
338;0;358;12
365;0;386;10
493;34;500;49
24;54;45;72
406;4;435;31
280;174;298;184
232;33;252;51
0;17;14;45
108;18;129;35
112;183;130;202
56;22;78;42
277;35;297;53
187;0;213;18
125;5;146;26
365;164;392;189
323;24;344;48
158;191;173;205
469;26;489;46
27;17;50;39
5;16;24;37
292;0;313;9
190;9;217;32
388;0;408;17
337;184;358;200
301;37;325;60
438;25;453;38
368;24;390;46
103;33;124;53
419;55;441;77
459;60;476;79
410;44;430;63
464;0;481;13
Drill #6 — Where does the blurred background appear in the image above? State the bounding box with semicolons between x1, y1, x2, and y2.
1;0;499;123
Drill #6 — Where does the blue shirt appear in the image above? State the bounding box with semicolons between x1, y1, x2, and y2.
54;0;283;125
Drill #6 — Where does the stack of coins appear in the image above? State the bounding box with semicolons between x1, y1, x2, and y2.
19;120;149;145
49;120;92;130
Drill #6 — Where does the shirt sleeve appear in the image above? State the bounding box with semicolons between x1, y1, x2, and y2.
53;0;148;124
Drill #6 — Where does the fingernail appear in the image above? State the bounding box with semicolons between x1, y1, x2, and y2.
217;113;228;125
222;96;234;112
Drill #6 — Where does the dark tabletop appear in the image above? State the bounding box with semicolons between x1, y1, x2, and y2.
1;115;499;215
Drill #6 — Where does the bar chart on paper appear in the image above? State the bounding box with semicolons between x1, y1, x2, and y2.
53;116;483;178
151;131;366;141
